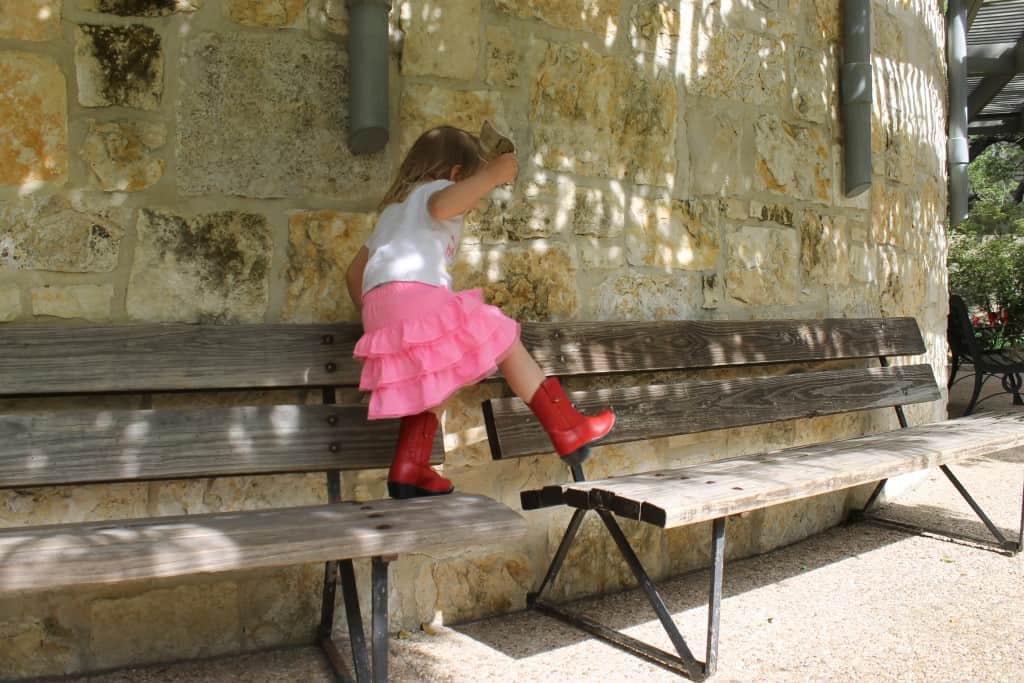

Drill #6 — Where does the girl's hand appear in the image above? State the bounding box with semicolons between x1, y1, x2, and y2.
485;153;517;186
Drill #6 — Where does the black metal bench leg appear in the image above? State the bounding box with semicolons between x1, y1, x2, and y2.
941;465;1018;551
371;556;391;683
596;510;703;678
340;559;372;682
1002;371;1023;405
965;371;985;416
705;518;726;676
529;508;587;605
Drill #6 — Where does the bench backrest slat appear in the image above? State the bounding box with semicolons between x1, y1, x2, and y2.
0;406;442;488
484;365;941;459
0;324;365;395
519;318;924;376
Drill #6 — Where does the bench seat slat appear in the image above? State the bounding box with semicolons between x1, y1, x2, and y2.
0;405;441;488
0;323;364;394
0;494;525;592
519;317;924;376
486;365;941;460
528;410;1024;526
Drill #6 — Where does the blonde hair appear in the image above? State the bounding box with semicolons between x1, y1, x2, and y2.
378;126;485;210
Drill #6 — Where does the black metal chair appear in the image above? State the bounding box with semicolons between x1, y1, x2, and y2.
948;294;1024;416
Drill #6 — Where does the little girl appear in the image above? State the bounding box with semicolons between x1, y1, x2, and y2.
346;125;615;499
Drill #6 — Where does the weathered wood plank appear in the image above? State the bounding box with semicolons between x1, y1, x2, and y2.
518;317;925;377
485;365;941;460
0;494;526;592
0;405;441;488
0;323;364;395
535;410;1024;528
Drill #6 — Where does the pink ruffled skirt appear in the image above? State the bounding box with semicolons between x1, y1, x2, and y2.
354;282;520;420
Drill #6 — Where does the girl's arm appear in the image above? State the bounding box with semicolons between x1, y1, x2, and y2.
428;153;517;221
346;245;369;311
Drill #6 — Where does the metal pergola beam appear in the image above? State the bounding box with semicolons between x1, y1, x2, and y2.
967;0;985;28
969;73;1017;118
967;40;1024;76
969;114;1024;135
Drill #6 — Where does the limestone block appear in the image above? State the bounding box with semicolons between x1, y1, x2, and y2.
545;509;666;601
238;564;321;647
464;182;558;243
590;271;702;320
701;272;722;309
400;0;480;80
75;24;163;110
750;201;796;227
0;615;76;678
626;197;720;271
0;482;148;526
495;0;619;36
724;225;800;306
848;242;877;284
683;28;785;107
800;210;849;287
229;0;305;27
686;106;744;196
575;237;624;269
754;115;831;203
570;184;625;238
0;195;125;272
531;42;676;186
630;0;680;61
0;1;61;41
485;24;520;88
758;492;847;553
178;32;388;199
0;51;67;186
31;284;113;320
149;473;323;519
307;0;347;37
399;84;508;156
90;583;239;669
0;286;19;321
792;44;835;125
82;120;165;191
282;210;375;323
467;177;622;244
80;1;202;15
803;0;841;46
431;551;533;622
451;244;577;321
870;181;899;247
126;209;271;323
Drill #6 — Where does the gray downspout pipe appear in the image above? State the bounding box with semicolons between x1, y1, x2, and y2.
947;1;970;225
841;0;872;198
348;0;392;155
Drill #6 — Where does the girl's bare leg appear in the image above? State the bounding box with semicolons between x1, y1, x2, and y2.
497;340;545;402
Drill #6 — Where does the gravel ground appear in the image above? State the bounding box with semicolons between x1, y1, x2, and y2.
69;377;1023;683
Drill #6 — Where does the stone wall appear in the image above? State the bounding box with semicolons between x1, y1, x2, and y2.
0;0;949;676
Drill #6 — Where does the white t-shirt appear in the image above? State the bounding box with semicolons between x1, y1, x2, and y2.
362;179;462;295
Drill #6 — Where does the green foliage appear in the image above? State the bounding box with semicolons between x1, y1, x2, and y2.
948;141;1024;341
958;142;1024;236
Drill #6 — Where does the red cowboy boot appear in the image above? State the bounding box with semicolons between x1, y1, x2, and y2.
527;377;615;466
386;412;454;499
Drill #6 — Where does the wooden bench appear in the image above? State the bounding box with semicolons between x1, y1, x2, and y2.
482;317;1024;680
947;294;1024;415
0;323;525;683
